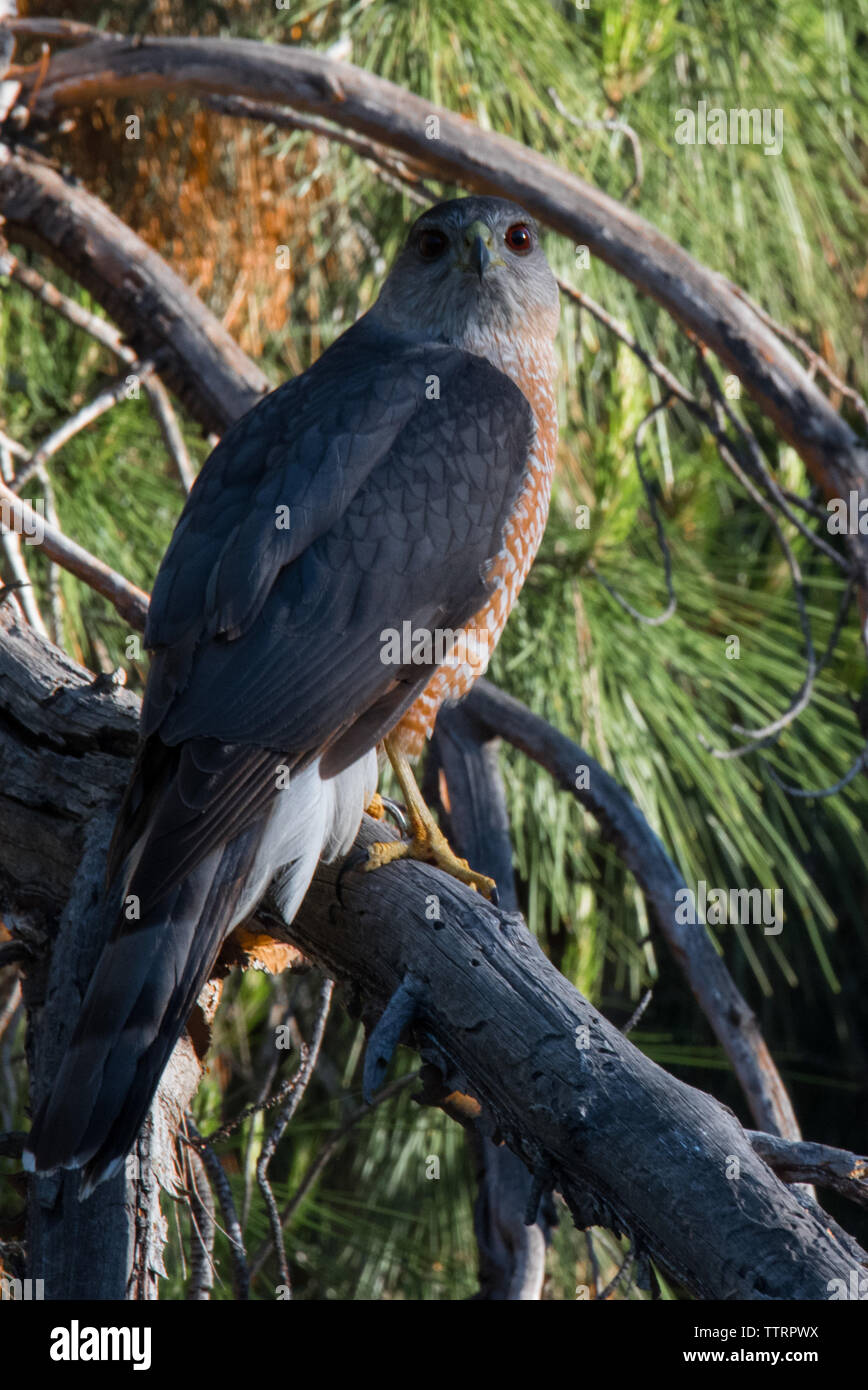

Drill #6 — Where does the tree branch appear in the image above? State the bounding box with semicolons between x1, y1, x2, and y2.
0;144;269;434
0;476;149;630
463;679;803;1141
748;1132;868;1211
2;606;862;1298
15;35;867;586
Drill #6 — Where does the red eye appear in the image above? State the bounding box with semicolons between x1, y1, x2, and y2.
505;223;533;254
417;229;449;260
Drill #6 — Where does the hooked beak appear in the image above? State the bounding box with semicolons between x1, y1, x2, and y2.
460;220;499;281
468;233;491;281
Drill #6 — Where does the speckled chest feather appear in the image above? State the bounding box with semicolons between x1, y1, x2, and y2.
394;329;558;756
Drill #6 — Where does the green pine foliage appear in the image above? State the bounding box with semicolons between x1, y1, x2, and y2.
2;0;866;1298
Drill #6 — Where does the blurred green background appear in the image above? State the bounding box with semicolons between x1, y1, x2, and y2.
1;0;866;1298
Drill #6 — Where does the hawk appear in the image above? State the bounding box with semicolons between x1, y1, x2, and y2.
25;196;560;1193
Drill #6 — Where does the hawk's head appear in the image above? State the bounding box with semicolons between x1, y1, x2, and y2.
371;196;560;349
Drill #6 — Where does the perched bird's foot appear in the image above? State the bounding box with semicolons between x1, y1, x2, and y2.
365;792;387;820
365;818;497;900
363;733;497;900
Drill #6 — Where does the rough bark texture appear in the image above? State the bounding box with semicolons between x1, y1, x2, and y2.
282;826;866;1300
2;605;865;1299
13;34;868;614
0;606;204;1298
427;706;555;1299
2;47;866;1293
463;681;802;1140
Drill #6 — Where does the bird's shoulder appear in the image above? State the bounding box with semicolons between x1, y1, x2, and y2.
144;319;531;653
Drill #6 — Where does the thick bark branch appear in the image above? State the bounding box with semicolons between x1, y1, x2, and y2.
13;36;868;597
0;129;806;1146
463;680;802;1141
426;707;554;1298
0;145;269;434
1;606;864;1298
277;828;867;1299
0;603;211;1298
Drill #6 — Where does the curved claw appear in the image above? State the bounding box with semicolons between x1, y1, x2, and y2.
379;796;409;837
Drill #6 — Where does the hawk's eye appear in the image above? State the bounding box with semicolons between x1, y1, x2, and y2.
416;229;449;261
505;223;533;255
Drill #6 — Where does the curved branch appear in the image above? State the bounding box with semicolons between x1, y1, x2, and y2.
463;678;802;1141
1;606;863;1298
0;145;269;434
15;36;868;526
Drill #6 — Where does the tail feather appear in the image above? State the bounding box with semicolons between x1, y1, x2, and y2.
25;751;377;1194
26;830;260;1190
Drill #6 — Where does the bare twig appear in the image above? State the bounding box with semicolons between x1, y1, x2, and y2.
622;989;653;1037
693;354;819;754
0;149;270;434
202;1010;323;1150
589;397;676;626
0;978;22;1046
12;359;158;491
143;376;195;493
8;258;196;493
767;743;868;800
0;477;149;630
201;93;440;205
0;436;47;635
599;1248;636;1301
557;277;699;412
0;431;27;460
4;17;109;44
35;467;63;645
695;347;850;573
186;1144;216;1300
7;257;129;358
255;977;333;1294
185;1118;249;1300
248;1071;418;1283
548;87;644;200
731;284;868;436
749;1131;868;1210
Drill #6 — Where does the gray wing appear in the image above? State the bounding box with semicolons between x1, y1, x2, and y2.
145;319;534;754
116;318;535;896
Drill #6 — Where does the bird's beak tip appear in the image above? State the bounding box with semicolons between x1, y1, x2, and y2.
466;234;491;282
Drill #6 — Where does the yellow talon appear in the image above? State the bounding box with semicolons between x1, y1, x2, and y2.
365;735;497;900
